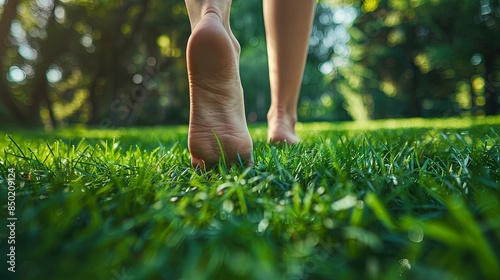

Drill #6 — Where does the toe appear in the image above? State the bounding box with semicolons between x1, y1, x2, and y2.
191;154;206;170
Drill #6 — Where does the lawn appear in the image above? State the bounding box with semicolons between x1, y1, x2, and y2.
1;117;500;280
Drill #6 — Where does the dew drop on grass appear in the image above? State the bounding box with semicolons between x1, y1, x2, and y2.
408;224;424;243
313;204;324;213
153;201;164;209
317;186;326;195
389;175;398;185
323;218;334;229
196;192;208;201
257;218;269;233
306;233;319;247
209;219;221;230
355;200;364;209
223;200;234;213
331;194;357;211
219;212;227;220
398;258;411;276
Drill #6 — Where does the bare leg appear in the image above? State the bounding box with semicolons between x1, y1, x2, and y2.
185;0;253;169
263;0;316;143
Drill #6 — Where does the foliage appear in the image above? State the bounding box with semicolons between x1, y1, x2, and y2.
1;0;500;127
331;0;500;120
1;0;191;128
1;118;500;279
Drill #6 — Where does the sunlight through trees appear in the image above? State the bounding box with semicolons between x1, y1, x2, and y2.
1;0;499;127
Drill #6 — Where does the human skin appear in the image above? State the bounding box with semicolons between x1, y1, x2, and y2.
184;0;315;169
264;0;316;144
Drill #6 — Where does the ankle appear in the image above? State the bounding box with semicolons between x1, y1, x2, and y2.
186;0;232;31
201;1;231;29
267;107;297;127
267;108;300;144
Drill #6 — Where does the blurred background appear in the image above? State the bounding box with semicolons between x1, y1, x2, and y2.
1;0;499;129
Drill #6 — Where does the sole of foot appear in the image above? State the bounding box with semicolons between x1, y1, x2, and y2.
187;12;253;170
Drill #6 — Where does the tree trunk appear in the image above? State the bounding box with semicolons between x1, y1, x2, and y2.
0;81;28;124
408;64;422;118
484;51;499;116
0;0;28;125
0;0;19;59
88;74;101;125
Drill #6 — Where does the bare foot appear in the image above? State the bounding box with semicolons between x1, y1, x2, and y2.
187;12;253;169
267;110;300;144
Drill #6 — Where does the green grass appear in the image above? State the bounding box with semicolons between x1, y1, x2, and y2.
1;117;500;280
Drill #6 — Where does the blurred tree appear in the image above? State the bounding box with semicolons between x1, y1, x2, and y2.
0;0;191;128
0;0;25;123
326;0;500;119
1;0;499;128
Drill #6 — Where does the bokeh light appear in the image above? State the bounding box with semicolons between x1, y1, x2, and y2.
46;66;63;83
471;53;483;65
18;44;38;60
7;66;27;83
